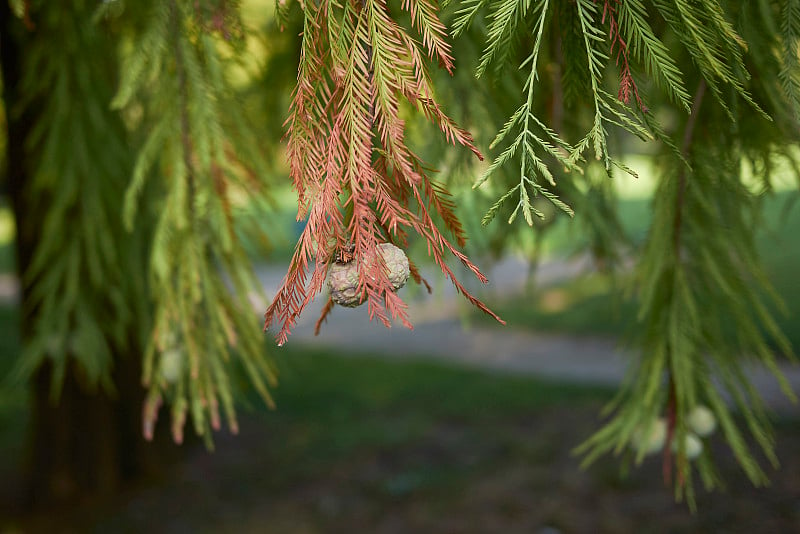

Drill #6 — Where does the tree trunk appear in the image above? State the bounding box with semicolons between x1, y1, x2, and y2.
0;4;181;511
25;357;182;508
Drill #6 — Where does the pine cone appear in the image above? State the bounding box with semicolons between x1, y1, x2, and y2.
328;261;361;308
328;243;410;307
378;243;411;290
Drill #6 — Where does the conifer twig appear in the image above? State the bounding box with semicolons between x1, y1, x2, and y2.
264;0;501;342
673;80;706;255
661;80;706;486
172;0;197;214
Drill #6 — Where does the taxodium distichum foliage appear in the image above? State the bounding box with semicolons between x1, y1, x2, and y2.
54;0;799;508
263;0;505;344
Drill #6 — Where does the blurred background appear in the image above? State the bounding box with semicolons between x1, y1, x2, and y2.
1;0;800;532
4;178;800;532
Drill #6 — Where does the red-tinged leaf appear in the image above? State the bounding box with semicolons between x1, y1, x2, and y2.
265;0;502;342
601;0;645;110
314;297;335;336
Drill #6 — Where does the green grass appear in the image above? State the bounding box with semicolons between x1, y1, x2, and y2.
483;191;800;352
268;346;611;418
490;274;639;337
217;349;614;526
759;194;800;350
249;347;612;472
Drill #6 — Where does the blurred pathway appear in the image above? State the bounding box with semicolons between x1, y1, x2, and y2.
0;254;796;415
257;255;800;417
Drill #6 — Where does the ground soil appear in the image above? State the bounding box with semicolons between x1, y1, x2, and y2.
5;402;799;534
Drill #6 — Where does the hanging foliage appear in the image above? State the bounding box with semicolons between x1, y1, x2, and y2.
263;0;504;345
6;0;800;510
11;0;145;395
111;0;277;446
459;0;800;508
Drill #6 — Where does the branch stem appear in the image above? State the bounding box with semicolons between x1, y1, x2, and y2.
673;80;706;254
662;79;706;485
172;0;197;217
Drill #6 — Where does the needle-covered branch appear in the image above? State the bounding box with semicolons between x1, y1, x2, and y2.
264;0;503;344
112;0;277;446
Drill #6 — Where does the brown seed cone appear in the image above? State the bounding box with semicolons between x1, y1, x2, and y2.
328;243;410;307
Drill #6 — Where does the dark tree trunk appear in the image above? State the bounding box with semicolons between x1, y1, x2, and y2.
25;357;181;508
0;4;182;512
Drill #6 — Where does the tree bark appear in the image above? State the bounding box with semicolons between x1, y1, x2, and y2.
24;356;182;508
